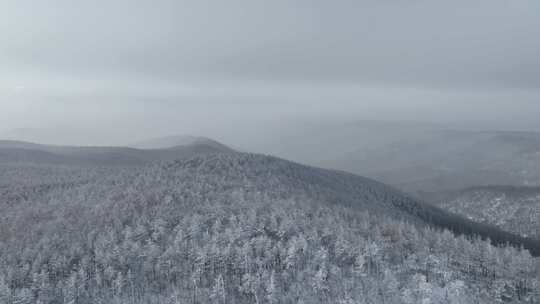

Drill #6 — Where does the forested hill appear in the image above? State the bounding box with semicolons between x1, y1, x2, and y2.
159;153;540;255
1;152;539;303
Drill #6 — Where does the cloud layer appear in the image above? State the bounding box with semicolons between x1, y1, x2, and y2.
1;0;539;144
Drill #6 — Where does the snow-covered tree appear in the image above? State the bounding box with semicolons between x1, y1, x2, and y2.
210;274;226;304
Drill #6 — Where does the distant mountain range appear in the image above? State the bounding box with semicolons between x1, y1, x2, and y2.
0;136;234;166
354;131;540;193
253;121;540;193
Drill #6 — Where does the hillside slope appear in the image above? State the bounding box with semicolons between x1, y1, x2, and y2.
1;153;539;303
424;186;540;239
156;154;540;254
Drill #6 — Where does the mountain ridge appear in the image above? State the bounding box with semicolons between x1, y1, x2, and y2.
0;138;234;166
160;152;540;255
128;134;230;150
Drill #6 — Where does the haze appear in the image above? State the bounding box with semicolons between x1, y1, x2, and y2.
1;0;540;148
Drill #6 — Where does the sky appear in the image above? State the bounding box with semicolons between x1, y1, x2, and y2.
1;0;540;145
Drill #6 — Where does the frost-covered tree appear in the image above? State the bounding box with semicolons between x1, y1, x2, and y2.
265;271;277;304
0;276;11;304
210;275;226;304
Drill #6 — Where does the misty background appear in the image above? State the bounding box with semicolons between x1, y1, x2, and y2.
1;0;540;154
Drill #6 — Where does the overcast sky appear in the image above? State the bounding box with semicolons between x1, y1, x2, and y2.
1;0;540;145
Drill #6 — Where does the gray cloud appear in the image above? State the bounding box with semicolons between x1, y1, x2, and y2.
1;0;540;144
3;0;539;86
